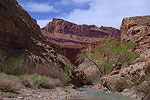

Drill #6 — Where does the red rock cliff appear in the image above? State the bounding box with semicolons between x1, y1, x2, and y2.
0;0;89;86
42;18;110;37
101;16;150;93
42;18;121;65
0;0;72;81
0;0;42;50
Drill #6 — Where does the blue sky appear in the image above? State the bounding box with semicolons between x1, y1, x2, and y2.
17;0;149;28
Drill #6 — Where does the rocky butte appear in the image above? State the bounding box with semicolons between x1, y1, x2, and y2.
42;18;121;65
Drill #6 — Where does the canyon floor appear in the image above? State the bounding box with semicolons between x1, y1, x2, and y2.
0;86;85;100
0;85;139;100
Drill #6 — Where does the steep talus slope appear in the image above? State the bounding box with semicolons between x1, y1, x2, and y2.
0;0;86;86
42;18;120;65
101;16;150;91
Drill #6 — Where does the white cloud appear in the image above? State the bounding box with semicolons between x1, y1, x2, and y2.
72;0;93;4
37;20;52;28
57;0;93;5
64;0;150;28
56;0;71;5
22;2;55;12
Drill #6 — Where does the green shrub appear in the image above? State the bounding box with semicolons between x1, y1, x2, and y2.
64;61;72;81
0;50;25;75
76;39;139;76
20;74;62;89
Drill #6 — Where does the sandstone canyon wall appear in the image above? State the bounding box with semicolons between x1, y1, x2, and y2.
101;16;150;94
0;0;88;86
0;0;65;67
0;0;69;81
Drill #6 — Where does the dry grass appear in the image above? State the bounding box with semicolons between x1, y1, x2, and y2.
20;74;62;89
0;72;62;93
23;63;68;85
0;50;69;92
0;73;22;94
0;91;19;98
0;80;22;93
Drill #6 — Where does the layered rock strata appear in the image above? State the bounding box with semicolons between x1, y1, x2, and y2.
101;16;150;94
42;18;120;65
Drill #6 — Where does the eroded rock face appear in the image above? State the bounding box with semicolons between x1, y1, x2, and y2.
101;16;150;92
43;18;110;38
0;0;65;67
100;26;121;39
121;16;150;52
61;46;85;65
42;18;120;65
0;0;68;82
0;0;87;86
0;0;43;49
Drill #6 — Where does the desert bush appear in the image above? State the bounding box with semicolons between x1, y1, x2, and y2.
76;39;139;76
113;77;131;92
0;50;69;86
63;61;72;81
0;50;25;75
23;63;68;85
20;74;62;89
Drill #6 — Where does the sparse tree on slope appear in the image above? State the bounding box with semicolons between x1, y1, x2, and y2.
76;38;139;76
